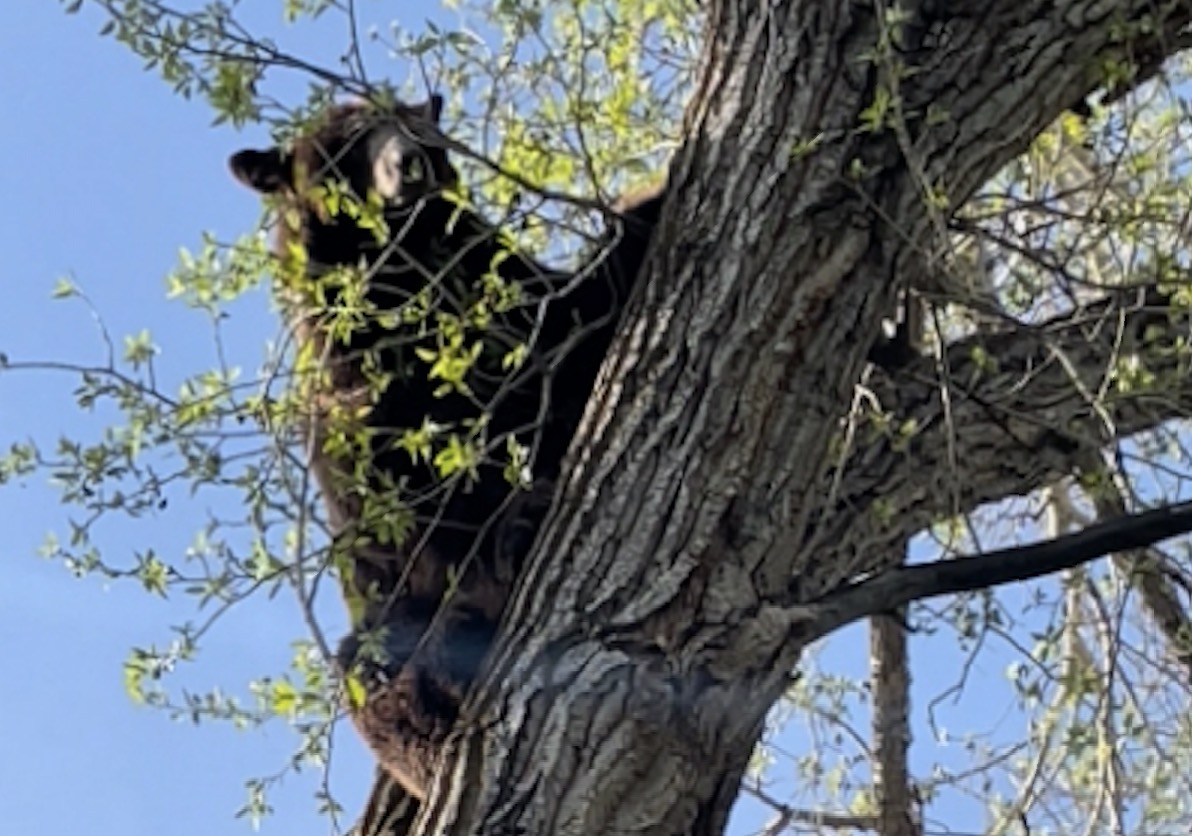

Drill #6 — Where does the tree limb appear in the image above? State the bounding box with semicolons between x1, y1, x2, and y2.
811;283;1192;596
801;499;1192;643
870;552;920;836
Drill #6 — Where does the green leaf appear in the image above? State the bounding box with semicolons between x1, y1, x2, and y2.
51;277;78;299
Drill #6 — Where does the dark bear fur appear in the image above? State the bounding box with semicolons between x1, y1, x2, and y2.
229;95;663;798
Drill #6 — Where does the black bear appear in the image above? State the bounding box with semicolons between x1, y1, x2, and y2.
229;94;664;798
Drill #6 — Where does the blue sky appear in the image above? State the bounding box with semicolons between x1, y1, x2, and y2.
0;2;1050;834
0;3;383;833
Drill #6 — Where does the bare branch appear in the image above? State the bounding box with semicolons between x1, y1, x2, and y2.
803;499;1192;642
870;574;920;836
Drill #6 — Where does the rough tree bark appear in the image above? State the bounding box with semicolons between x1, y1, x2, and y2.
349;2;1192;836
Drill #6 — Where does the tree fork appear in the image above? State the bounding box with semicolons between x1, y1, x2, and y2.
385;3;1192;836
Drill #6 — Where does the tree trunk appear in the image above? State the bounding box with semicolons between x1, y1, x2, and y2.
358;2;1192;835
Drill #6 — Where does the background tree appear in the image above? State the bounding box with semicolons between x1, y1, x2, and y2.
7;1;1192;835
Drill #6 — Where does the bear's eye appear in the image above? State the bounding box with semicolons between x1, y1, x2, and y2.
402;155;425;184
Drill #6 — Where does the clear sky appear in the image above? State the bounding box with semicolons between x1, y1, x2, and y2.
0;2;1037;834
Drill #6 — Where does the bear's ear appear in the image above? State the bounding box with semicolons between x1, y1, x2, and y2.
228;147;292;195
422;94;444;124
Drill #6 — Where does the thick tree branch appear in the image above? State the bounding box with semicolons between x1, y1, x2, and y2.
800;500;1192;643
811;283;1192;595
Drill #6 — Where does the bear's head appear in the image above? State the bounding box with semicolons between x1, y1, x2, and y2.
228;95;457;241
